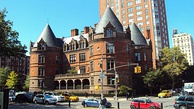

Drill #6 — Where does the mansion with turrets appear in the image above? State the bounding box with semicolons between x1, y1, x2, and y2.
29;7;153;94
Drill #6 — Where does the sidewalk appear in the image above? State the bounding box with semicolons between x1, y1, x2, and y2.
79;96;132;101
80;96;155;101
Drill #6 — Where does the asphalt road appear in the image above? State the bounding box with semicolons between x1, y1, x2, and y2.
8;96;177;109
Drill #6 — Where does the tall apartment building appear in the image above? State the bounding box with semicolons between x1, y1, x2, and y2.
99;0;169;68
0;56;30;76
0;56;30;89
172;29;194;65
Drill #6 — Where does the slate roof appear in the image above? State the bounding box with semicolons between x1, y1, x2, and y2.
63;34;89;44
33;24;59;47
130;23;148;46
95;7;123;34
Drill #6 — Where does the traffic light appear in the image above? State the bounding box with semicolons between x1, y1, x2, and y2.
134;66;138;73
138;66;141;73
134;66;141;73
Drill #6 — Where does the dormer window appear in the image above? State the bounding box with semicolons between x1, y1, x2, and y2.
42;44;45;50
71;44;75;50
106;29;113;37
69;43;76;50
37;39;46;50
38;43;46;50
79;36;87;49
69;38;78;50
80;42;85;49
63;44;69;51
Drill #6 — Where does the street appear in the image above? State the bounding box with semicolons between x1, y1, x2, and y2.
9;96;177;109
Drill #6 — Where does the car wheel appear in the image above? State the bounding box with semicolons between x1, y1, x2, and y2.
180;106;186;109
130;105;136;109
84;104;88;107
34;100;38;104
150;106;156;109
45;101;49;105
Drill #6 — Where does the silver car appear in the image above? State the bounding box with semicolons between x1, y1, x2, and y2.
81;98;112;108
33;94;57;105
44;92;65;102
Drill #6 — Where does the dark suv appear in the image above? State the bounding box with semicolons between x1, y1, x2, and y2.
174;95;194;109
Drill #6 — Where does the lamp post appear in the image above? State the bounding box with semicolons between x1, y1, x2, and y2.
114;69;119;100
99;56;104;99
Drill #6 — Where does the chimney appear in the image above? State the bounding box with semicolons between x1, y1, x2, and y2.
146;28;150;39
71;29;79;36
94;23;98;27
84;26;89;34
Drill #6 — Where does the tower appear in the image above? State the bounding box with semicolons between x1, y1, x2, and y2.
99;0;169;68
29;24;63;91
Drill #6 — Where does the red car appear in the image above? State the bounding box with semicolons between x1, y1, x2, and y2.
130;98;161;109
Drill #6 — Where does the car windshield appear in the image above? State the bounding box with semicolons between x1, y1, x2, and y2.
45;93;52;95
45;94;52;98
161;90;167;93
146;99;152;103
54;93;60;96
184;85;193;89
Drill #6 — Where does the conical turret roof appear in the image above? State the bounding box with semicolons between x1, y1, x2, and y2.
130;23;147;45
33;24;58;47
95;7;123;33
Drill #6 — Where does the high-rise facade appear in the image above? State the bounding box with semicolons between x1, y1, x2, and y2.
172;29;194;65
99;0;169;68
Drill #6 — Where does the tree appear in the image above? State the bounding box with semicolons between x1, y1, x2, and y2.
0;9;27;57
143;69;162;95
5;71;18;90
0;67;10;89
67;69;77;74
119;85;132;95
23;75;30;91
160;47;189;89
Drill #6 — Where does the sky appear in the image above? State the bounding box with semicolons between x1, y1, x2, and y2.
0;0;194;56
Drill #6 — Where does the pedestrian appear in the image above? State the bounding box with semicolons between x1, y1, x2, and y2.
85;92;88;98
126;92;129;100
99;95;107;109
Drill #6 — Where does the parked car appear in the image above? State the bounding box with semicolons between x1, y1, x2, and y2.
63;93;79;102
158;90;172;98
9;94;16;102
44;92;65;102
33;94;57;105
62;93;70;101
15;93;33;103
174;95;194;109
130;97;161;109
69;94;79;102
81;98;112;108
179;91;189;96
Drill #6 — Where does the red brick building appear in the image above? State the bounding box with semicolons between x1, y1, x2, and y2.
29;7;152;94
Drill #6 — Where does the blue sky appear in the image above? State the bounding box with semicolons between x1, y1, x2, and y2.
0;0;194;55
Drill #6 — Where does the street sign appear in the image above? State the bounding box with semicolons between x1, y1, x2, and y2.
100;73;104;78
